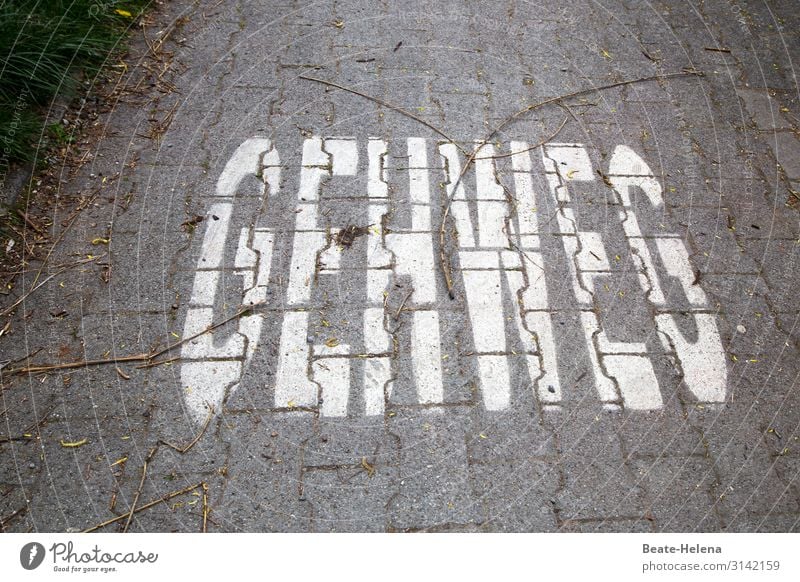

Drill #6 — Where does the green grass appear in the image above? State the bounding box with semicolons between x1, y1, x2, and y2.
0;0;150;168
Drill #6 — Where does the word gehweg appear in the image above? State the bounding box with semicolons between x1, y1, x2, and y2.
179;135;728;423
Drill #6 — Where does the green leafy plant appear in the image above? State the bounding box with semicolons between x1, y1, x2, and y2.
0;0;150;165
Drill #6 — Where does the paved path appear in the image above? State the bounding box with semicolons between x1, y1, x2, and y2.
1;0;799;532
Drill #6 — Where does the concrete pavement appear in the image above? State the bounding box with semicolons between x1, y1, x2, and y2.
1;0;799;532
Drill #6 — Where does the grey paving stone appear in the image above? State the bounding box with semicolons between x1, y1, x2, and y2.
302;418;399;467
726;512;799;533
559;517;654;532
214;411;314;531
469;459;560;531
387;408;482;530
20;419;122;532
632;456;722;531
303;466;396;532
467;408;556;463
123;475;227;533
619;411;706;458
0;484;32;532
737;88;794;131
553;414;648;521
773;132;800;181
703;431;799;529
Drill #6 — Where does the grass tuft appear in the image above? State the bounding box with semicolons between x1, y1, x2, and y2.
0;0;150;167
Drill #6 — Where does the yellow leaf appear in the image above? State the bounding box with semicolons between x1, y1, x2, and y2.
325;337;339;348
361;457;376;477
479;433;488;439
566;169;577;179
91;237;109;245
601;49;612;59
287;400;296;409
110;456;128;466
115;9;132;17
60;438;88;448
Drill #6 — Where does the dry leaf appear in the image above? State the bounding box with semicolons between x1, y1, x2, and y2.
361;457;376;477
60;438;88;448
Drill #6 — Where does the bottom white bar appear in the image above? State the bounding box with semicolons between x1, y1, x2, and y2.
1;533;796;582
